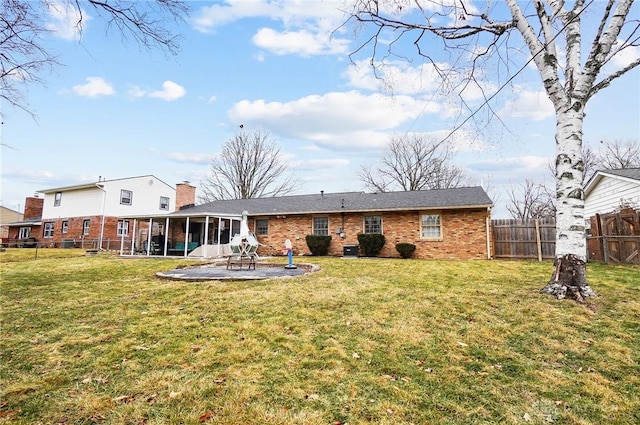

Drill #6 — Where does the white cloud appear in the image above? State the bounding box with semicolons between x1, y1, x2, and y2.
167;152;212;164
228;91;441;151
468;155;552;184
148;81;186;101
499;88;554;121
128;86;147;99
611;41;640;69
45;0;88;41
253;28;349;56
290;158;350;170
192;0;350;57
344;59;448;95
72;77;115;97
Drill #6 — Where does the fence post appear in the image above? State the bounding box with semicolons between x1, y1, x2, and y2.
535;218;542;262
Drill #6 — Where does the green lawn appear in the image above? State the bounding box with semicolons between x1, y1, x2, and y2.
1;249;638;424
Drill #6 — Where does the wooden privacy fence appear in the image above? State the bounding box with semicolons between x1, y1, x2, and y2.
491;217;556;261
587;209;640;264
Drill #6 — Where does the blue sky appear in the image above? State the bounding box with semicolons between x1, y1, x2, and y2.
1;0;638;218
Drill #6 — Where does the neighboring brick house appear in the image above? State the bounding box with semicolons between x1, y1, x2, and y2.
4;196;44;245
130;186;493;260
7;176;196;249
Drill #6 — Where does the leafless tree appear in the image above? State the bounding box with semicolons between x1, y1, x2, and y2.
346;0;639;302
359;134;469;192
199;130;299;202
507;179;556;220
1;0;188;113
596;139;640;170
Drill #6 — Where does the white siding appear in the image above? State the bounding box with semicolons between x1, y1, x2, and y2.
584;176;640;219
41;176;176;219
42;187;104;219
101;176;175;216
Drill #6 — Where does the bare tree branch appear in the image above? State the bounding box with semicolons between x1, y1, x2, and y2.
358;134;470;192
0;0;188;114
198;130;300;203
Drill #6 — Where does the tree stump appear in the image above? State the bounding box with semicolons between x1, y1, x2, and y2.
540;254;596;303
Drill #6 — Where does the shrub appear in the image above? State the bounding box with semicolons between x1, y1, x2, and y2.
357;233;386;257
395;243;416;259
305;235;332;256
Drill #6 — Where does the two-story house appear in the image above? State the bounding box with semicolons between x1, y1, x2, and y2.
7;175;194;249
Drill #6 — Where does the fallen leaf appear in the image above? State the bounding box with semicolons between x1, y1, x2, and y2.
523;412;532;421
493;364;503;371
456;341;468;347
352;352;360;359
113;395;135;404
199;411;213;422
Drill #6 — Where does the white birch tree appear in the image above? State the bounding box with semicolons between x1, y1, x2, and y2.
347;0;639;302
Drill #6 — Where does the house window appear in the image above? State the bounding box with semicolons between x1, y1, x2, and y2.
83;220;91;236
159;196;170;211
255;219;269;235
364;215;382;234
43;222;54;238
421;214;442;239
120;189;133;205
54;192;62;207
19;227;30;239
313;217;329;236
61;221;69;234
117;220;129;237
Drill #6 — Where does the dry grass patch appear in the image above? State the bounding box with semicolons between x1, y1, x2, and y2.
1;249;638;424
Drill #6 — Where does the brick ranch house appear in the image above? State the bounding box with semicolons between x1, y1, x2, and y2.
125;186;494;260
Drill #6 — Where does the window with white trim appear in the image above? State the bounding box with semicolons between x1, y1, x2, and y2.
83;219;91;236
117;220;129;236
159;196;170;211
255;219;269;235
120;189;133;205
19;227;30;239
313;217;329;236
364;215;382;234
43;222;54;238
421;214;442;239
54;192;62;207
61;221;69;234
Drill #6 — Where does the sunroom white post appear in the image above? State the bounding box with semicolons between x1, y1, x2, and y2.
217;217;222;257
164;216;170;256
119;223;125;255
204;215;210;258
130;219;137;255
146;218;153;257
184;217;190;257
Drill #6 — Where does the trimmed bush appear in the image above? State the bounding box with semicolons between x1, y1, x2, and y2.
305;235;332;256
395;243;416;259
357;233;386;257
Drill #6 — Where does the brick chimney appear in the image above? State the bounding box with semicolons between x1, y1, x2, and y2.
175;182;196;211
24;196;44;220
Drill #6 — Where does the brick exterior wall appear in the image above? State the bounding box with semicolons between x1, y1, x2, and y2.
249;208;490;260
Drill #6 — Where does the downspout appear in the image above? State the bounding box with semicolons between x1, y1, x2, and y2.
486;207;492;260
96;184;107;250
